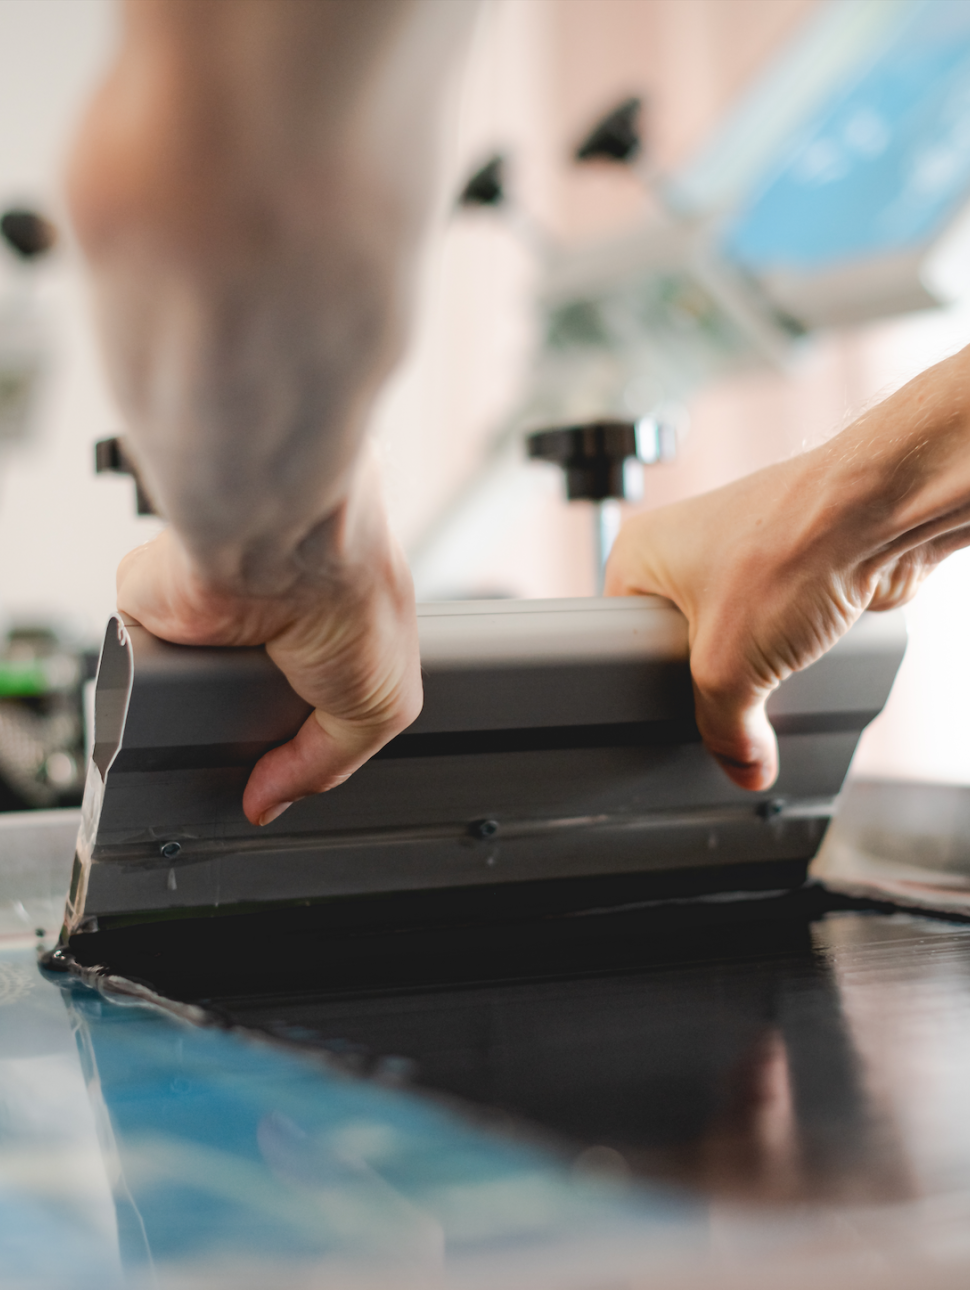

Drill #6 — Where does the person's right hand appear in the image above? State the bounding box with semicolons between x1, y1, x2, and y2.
605;350;970;790
116;458;422;827
605;461;874;791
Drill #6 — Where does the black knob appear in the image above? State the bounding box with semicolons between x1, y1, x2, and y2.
575;98;643;165
527;420;644;501
0;209;57;260
457;154;506;208
95;436;157;516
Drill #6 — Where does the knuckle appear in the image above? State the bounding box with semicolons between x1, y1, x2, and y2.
691;656;742;707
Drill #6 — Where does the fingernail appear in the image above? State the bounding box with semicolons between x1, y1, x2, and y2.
258;801;293;827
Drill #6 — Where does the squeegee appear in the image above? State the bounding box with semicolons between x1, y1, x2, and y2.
57;596;905;951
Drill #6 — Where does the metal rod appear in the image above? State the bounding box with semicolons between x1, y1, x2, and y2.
595;500;622;593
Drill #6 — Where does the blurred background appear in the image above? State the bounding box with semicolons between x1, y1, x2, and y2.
0;0;969;807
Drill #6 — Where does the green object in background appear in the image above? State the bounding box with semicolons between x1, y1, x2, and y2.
0;661;49;697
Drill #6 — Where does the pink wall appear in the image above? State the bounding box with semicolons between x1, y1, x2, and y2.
375;0;970;784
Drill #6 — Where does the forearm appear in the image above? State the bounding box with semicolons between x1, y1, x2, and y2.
809;343;970;588
69;0;476;597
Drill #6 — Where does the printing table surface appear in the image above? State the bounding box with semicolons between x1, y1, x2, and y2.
5;795;970;1287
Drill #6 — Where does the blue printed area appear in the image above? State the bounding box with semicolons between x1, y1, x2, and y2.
0;948;694;1282
724;0;970;271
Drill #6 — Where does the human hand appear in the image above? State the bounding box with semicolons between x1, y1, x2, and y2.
116;461;422;827
605;434;954;791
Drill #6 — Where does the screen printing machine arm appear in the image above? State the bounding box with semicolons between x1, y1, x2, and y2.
66;0;479;827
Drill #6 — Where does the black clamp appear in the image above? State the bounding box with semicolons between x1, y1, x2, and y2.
94;437;158;516
0;208;57;260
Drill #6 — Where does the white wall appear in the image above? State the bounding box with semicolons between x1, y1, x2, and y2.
0;0;164;642
845;300;970;785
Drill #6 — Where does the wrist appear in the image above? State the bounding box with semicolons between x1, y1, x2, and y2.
180;453;395;606
815;345;970;560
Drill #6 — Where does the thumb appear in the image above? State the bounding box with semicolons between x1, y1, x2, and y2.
242;710;385;827
691;678;779;792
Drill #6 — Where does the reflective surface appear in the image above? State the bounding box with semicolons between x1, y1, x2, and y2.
2;940;696;1289
7;906;970;1286
10;783;970;1285
212;906;957;1208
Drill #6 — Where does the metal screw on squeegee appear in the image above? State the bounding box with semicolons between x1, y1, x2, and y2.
470;818;499;840
526;419;676;591
756;798;785;821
